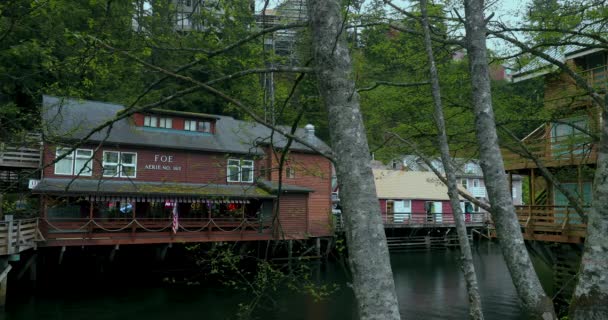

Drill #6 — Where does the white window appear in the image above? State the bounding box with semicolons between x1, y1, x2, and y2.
394;200;411;213
74;149;93;176
512;187;517;199
473;179;480;188
144;116;158;127
227;159;254;183
120;152;137;178
54;147;93;176
465;163;475;174
158;117;173;129
184;120;212;133
103;151;137;178
461;179;468;189
197;121;211;133
185;120;197;131
286;167;295;178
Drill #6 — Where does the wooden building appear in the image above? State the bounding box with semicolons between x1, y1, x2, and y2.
32;96;333;247
372;169;486;227
502;47;606;243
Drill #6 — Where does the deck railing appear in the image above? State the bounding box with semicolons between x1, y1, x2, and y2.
0;134;42;169
581;65;607;91
41;217;273;239
545;65;607;109
0;218;40;255
382;212;488;226
514;205;588;241
502;134;596;170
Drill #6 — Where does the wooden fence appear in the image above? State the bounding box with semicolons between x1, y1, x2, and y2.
382;212;487;227
0;218;40;255
515;205;587;242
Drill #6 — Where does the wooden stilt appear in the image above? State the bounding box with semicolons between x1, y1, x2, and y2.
287;240;293;272
531;168;536;206
109;244;119;262
0;258;11;308
58;246;66;265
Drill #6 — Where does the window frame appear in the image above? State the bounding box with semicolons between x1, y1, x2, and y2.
158;117;173;129
286;166;296;179
461;179;468;189
226;159;254;183
74;149;93;176
103;151;137;178
120;152;138;178
144;115;158;127
184;120;197;131
472;179;480;188
54;147;93;176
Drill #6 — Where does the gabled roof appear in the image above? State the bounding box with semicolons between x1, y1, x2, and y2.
42;95;330;155
373;169;471;201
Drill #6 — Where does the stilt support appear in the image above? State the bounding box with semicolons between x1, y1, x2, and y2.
109;244;120;262
0;258;11;308
58;246;66;265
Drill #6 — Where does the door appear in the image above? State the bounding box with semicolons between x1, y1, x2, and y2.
393;200;411;223
433;202;443;223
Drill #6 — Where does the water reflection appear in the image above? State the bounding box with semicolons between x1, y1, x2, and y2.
2;243;529;320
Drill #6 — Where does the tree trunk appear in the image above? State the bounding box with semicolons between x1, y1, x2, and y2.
419;1;484;318
570;94;608;319
307;1;401;319
463;0;556;319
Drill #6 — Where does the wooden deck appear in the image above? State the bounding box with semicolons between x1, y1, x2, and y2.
382;212;488;228
502;135;597;171
0;139;42;169
0;218;40;255
514;205;587;243
487;205;589;244
38;217;283;246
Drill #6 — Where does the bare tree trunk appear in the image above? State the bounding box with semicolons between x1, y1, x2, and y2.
570;94;608;319
307;0;401;319
419;1;484;318
463;0;556;319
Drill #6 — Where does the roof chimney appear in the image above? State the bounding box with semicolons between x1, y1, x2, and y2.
304;124;315;143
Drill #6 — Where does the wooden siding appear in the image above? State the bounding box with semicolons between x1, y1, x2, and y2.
43;144;261;185
277;194;308;238
544;65;607;110
267;149;332;237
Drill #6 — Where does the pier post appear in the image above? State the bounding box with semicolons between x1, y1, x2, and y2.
0;257;11;308
109;245;119;262
315;238;321;257
287;240;293;272
58;246;66;265
424;235;431;249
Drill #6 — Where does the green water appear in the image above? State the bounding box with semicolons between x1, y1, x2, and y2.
2;243;547;320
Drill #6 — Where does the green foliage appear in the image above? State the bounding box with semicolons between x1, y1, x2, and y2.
191;243;339;319
353;5;545;162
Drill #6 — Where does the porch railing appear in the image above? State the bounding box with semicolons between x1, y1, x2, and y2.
545;65;607;109
40;217;273;239
0;134;42;169
0;218;40;255
502;134;596;170
514;205;588;237
382;212;488;225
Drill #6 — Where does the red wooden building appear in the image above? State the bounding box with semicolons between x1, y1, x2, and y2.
373;169;486;226
32;96;333;246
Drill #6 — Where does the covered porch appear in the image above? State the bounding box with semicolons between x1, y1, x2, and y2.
33;178;278;246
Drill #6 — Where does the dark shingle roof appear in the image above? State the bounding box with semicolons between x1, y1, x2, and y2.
257;179;313;194
33;178;275;199
42;95;330;155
